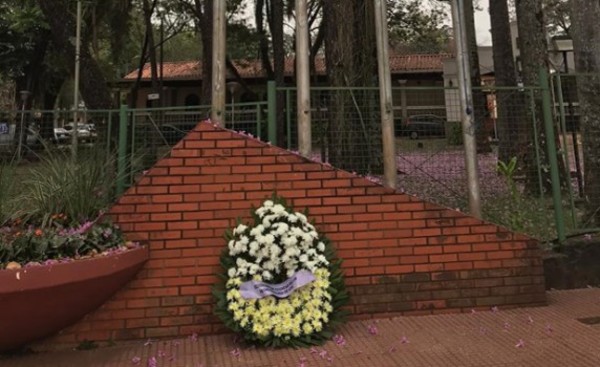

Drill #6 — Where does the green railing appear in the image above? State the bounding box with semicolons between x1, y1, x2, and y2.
3;70;600;243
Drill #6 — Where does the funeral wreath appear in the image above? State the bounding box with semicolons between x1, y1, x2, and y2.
213;195;349;347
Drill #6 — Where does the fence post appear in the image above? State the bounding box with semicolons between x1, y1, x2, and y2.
117;104;128;197
539;68;567;244
267;80;277;145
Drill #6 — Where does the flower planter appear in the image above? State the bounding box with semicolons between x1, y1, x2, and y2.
0;246;148;352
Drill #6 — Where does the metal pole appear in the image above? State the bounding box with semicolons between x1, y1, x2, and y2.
374;0;397;189
72;0;82;159
267;80;277;144
117;104;128;196
211;0;227;125
451;0;482;218
296;0;312;156
539;68;566;245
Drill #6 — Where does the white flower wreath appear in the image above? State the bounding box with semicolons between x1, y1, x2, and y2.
214;196;348;347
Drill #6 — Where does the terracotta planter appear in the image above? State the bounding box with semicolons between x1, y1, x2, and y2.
0;246;148;352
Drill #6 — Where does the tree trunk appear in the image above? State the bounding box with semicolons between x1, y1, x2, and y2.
37;0;113;110
463;0;491;153
515;0;552;194
571;0;600;226
323;0;382;174
269;0;286;146
198;1;213;105
490;0;522;162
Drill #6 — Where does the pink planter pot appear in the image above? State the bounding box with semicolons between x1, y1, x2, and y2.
0;246;148;352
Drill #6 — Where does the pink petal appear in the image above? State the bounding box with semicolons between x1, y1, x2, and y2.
515;339;525;348
367;324;379;336
131;356;141;365
491;306;499;313
400;336;410;344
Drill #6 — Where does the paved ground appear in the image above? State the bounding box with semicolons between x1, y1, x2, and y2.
3;289;599;367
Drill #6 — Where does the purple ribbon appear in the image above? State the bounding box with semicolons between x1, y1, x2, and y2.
239;270;316;299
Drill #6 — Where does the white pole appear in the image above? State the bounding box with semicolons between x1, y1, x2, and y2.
374;0;397;189
211;0;227;126
296;0;312;156
450;0;482;218
72;0;82;159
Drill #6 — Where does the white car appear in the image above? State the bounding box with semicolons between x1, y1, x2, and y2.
64;123;97;142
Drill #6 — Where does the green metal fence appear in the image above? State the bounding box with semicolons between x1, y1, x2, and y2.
2;70;599;244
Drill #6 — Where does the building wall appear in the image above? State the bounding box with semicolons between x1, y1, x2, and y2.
44;121;546;346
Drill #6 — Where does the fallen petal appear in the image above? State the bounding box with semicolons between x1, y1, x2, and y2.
131;356;141;365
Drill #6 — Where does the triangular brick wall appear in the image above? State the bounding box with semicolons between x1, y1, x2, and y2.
48;122;545;345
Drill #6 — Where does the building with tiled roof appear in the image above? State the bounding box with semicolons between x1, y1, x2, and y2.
119;54;450;109
123;54;449;82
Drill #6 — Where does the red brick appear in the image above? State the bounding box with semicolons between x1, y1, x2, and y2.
400;255;429;264
487;251;515;260
429;254;458;263
473;260;503;269
367;204;396;212
137;186;169;195
170;167;200;175
385;265;414;274
413;228;442;237
443;244;472;253
414;246;443;255
135;222;166;231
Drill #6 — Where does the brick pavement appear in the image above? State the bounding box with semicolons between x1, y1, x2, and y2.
3;288;599;367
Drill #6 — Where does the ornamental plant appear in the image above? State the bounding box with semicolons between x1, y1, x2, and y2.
0;216;134;269
0;147;138;270
213;195;349;347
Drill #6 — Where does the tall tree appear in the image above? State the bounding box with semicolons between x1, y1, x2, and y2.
37;0;113;109
386;0;450;54
322;0;382;173
571;0;600;225
489;0;522;162
515;0;556;194
463;0;491;153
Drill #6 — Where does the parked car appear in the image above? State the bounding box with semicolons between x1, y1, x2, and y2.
63;122;97;143
396;114;446;139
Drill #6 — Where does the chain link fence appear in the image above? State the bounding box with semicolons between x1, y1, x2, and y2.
2;72;599;243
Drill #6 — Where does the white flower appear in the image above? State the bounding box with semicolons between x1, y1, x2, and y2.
299;254;308;263
288;214;298;223
249;264;261;275
234;224;248;235
249;241;259;253
240;236;249;245
287;269;295;278
263;200;274;208
250;225;265;237
228;268;236;278
262;218;271;228
317;242;325;252
262;270;272;280
263;234;275;246
317;255;327;264
282;236;297;247
309;231;318;239
272;204;285;214
270;244;282;257
296;213;308;223
263;260;275;271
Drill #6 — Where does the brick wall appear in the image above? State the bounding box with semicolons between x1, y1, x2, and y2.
49;122;545;345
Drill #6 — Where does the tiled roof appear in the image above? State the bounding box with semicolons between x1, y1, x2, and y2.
123;54;450;81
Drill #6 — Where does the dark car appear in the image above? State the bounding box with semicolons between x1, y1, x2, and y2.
397;114;446;139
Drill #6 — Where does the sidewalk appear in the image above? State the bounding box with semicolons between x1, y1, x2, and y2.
3;289;599;367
